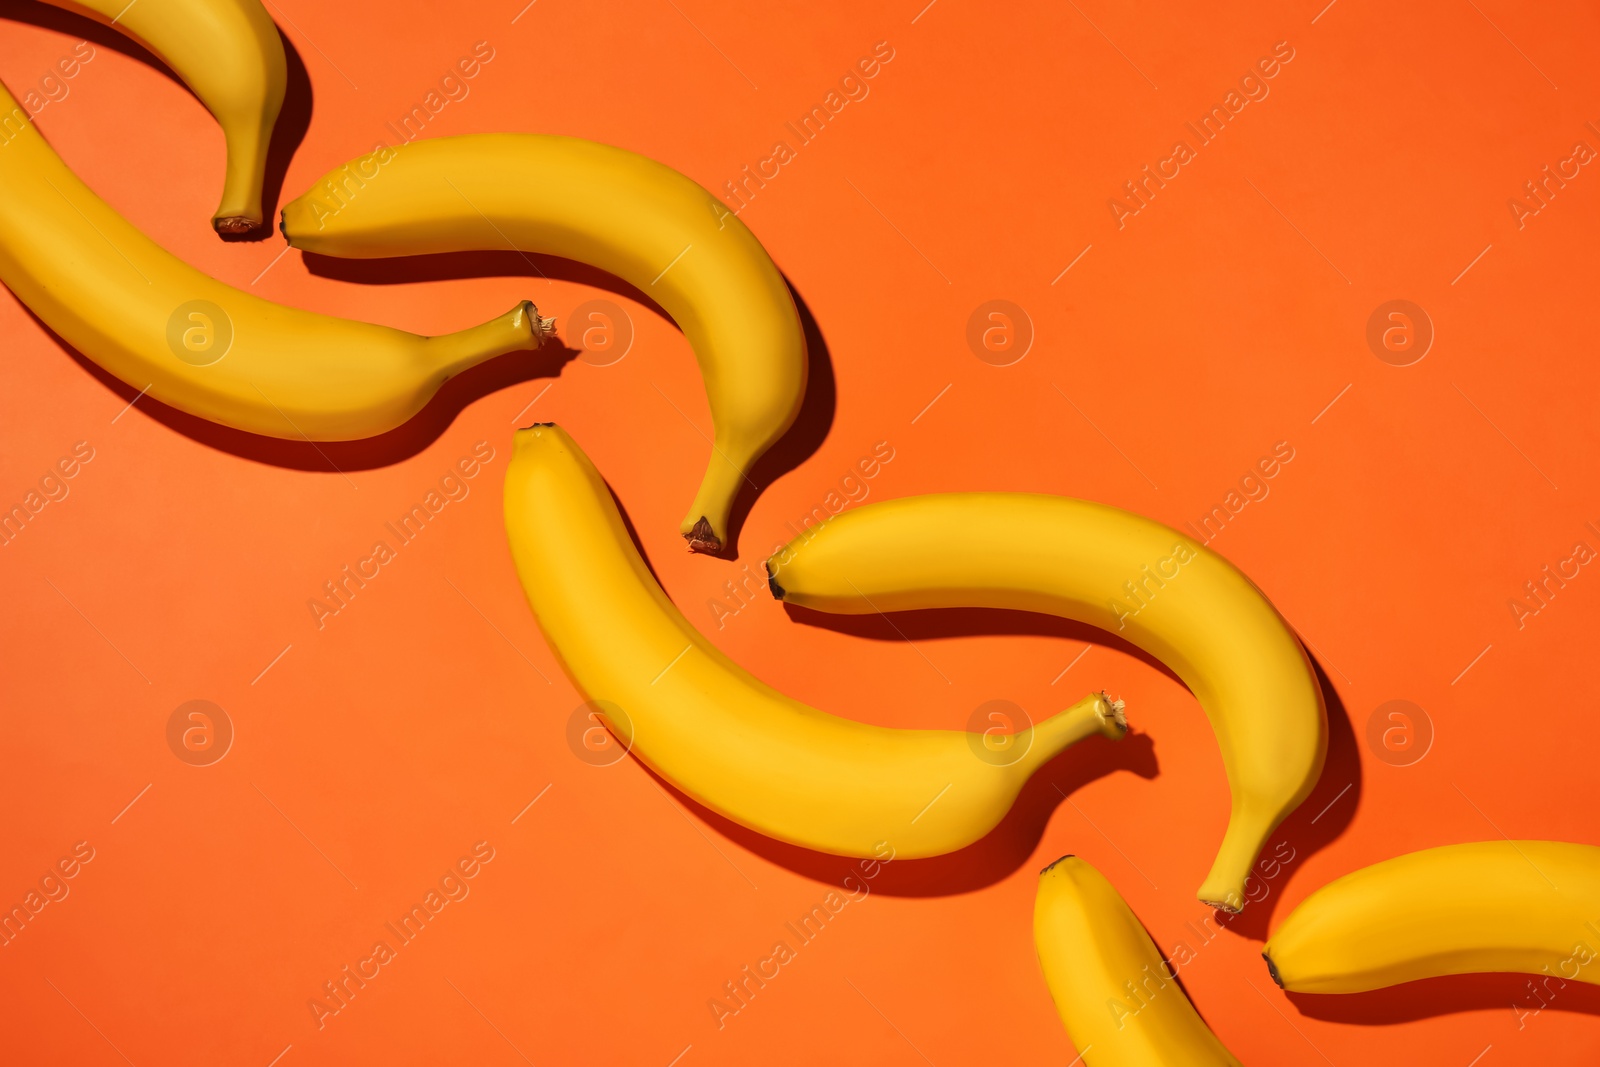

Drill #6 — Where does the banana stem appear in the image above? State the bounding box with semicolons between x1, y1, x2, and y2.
1021;691;1128;772
425;300;556;379
212;120;275;234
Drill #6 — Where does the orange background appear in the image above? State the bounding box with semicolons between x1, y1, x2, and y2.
3;0;1600;1063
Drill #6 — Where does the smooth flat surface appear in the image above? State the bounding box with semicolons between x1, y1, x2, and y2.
2;1;1598;1063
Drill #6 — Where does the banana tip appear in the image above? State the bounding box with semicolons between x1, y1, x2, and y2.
684;517;722;554
1263;952;1284;989
765;562;785;600
214;215;259;235
1039;854;1076;875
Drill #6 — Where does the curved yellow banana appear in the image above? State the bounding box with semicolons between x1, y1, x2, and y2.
1035;856;1242;1066
764;494;1327;910
503;424;1128;858
1265;841;1600;993
37;0;287;233
0;79;551;440
283;134;807;553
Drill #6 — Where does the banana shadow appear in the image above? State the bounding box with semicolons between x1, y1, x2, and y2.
606;480;668;592
301;249;674;324
634;726;1158;898
1;1;180;83
1212;653;1361;941
1285;972;1600;1024
1;1;314;241
780;603;1184;689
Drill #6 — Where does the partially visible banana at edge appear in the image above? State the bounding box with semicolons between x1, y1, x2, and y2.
0;77;553;441
1036;856;1243;1066
1265;840;1600;993
34;0;287;233
283;134;808;554
765;493;1327;911
503;423;1128;859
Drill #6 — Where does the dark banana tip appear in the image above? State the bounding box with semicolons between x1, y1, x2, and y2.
1263;952;1284;989
1039;854;1075;875
765;563;785;599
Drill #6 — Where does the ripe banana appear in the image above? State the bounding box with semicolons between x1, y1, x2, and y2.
1264;840;1600;993
503;424;1128;858
36;0;287;233
764;494;1327;911
0;79;551;440
1035;856;1242;1066
283;134;807;553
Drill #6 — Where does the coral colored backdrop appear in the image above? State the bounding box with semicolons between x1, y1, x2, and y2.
4;1;1600;1063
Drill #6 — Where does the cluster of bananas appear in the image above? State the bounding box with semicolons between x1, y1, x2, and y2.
4;2;1592;1062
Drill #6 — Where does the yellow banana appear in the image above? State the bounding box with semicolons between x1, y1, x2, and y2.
0;79;551;440
283;134;807;553
37;0;287;233
1264;840;1600;993
503;424;1128;858
764;494;1326;910
1035;856;1242;1066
